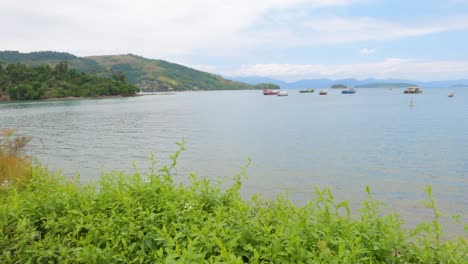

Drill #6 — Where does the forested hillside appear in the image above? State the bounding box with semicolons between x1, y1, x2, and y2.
0;51;265;92
0;62;138;100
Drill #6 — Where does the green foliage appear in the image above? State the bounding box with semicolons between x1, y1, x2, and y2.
0;62;138;100
254;83;280;90
0;51;77;63
0;128;32;188
0;51;256;92
1;143;466;263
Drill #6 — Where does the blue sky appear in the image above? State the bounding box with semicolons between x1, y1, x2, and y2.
2;0;468;81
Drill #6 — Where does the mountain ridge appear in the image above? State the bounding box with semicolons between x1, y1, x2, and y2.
0;51;259;92
3;51;466;90
229;76;468;88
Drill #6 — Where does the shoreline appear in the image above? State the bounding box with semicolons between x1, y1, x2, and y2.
0;89;261;102
0;94;140;103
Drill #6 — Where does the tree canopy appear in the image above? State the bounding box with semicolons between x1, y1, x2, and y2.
0;62;138;100
0;51;258;92
254;83;280;90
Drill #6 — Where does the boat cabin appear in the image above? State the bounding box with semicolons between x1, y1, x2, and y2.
404;87;422;94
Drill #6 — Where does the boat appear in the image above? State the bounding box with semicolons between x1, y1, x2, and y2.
410;98;414;107
448;92;455;97
299;88;314;93
341;88;356;94
277;91;288;96
404;87;422;94
263;89;280;95
319;90;328;95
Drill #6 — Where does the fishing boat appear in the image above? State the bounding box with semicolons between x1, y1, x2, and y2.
299;88;314;93
319;90;328;95
263;89;280;95
277;91;288;96
404;87;422;94
342;88;356;94
448;92;455;97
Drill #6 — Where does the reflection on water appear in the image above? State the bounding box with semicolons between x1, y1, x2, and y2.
1;88;467;236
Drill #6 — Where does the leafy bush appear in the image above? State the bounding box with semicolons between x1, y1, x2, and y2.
0;142;467;263
0;128;31;188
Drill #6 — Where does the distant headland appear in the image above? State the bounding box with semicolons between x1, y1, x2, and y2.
0;51;275;100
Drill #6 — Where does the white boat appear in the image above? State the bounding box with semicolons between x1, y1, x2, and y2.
404;87;422;94
342;87;356;94
263;89;280;95
319;90;328;95
277;91;288;96
448;92;455;97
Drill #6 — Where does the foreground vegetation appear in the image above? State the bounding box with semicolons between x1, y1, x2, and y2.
0;128;31;186
0;62;138;100
0;133;467;262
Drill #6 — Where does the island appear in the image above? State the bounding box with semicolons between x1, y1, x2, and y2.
331;84;347;89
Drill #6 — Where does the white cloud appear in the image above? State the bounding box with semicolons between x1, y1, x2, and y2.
2;0;468;81
3;0;467;58
188;64;219;73
359;48;376;55
224;58;468;81
282;15;468;45
0;0;356;57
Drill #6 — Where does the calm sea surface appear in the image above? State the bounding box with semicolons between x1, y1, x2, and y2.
1;88;467;235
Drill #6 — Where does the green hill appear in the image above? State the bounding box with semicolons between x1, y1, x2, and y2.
0;51;258;92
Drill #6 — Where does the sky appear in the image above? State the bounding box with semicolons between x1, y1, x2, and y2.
2;0;468;81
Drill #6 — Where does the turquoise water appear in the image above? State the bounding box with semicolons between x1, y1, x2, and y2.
1;88;467;235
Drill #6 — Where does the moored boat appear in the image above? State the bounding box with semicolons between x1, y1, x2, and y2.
263;89;280;95
342;88;356;94
277;90;288;96
319;90;328;95
404;87;422;94
299;88;314;93
448;92;455;97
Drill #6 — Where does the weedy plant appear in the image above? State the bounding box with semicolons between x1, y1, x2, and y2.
0;141;467;263
0;128;32;188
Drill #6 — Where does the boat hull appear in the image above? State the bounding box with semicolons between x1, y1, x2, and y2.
263;89;280;95
299;89;314;93
404;91;422;94
342;90;356;94
404;87;422;94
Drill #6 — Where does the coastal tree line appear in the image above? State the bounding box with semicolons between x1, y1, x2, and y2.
0;62;138;100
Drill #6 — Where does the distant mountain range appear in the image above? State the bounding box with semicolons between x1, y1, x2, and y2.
231;76;468;89
0;51;258;91
2;51;466;91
